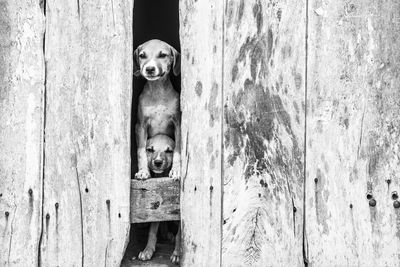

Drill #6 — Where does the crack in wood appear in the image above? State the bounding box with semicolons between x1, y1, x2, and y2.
38;1;47;264
6;207;16;266
73;152;85;267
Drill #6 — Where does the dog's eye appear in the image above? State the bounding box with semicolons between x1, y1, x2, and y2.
139;53;146;59
159;52;167;58
146;148;154;153
165;148;173;153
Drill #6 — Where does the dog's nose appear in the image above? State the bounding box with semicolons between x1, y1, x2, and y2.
154;159;163;167
145;66;156;74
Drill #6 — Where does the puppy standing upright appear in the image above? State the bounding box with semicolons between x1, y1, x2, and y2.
133;39;181;264
134;39;181;180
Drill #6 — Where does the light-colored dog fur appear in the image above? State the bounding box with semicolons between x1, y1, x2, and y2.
133;39;181;264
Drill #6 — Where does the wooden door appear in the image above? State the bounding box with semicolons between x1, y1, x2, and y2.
1;1;133;266
40;1;133;266
305;0;400;265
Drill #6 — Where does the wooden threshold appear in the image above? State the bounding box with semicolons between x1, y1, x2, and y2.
130;177;180;223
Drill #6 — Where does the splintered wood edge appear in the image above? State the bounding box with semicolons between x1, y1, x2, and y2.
130;177;180;223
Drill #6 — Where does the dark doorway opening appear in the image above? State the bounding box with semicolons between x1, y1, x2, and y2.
130;0;181;177
124;0;180;266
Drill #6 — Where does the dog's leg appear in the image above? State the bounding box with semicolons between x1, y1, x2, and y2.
138;222;159;261
135;122;150;179
170;224;180;264
169;116;181;180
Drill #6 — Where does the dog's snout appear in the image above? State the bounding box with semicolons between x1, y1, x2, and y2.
146;66;156;74
154;159;163;167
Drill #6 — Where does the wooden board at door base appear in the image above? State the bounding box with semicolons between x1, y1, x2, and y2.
306;0;400;265
130;178;180;223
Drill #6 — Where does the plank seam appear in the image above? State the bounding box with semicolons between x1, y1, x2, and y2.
220;0;226;266
302;0;309;265
38;1;47;265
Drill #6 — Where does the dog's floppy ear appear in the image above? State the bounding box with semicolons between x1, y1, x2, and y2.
133;46;141;77
170;46;181;76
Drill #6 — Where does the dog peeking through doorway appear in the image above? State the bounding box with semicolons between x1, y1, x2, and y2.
133;39;181;264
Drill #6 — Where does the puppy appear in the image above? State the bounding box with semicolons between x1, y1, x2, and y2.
134;39;181;181
137;134;180;264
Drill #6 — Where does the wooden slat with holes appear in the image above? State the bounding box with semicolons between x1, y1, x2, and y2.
130;178;180;223
306;0;400;265
0;1;45;266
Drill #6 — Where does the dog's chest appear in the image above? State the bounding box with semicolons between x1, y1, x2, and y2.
143;101;176;120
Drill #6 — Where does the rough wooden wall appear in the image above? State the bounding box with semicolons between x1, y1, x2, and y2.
179;0;224;266
39;0;133;266
222;0;306;266
0;1;45;266
306;0;400;265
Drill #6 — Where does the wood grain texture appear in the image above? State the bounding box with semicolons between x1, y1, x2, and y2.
179;0;224;266
0;1;45;266
306;0;400;265
222;0;306;266
40;0;133;266
131;178;180;223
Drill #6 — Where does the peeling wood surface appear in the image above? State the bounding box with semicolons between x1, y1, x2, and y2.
222;0;306;266
40;0;133;266
306;0;400;265
179;0;224;266
0;1;45;266
131;178;180;223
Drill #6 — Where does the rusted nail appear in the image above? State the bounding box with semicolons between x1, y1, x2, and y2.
5;211;9;217
209;185;214;191
85;188;89;193
349;204;353;209
393;200;400;209
366;191;373;200
118;213;121;218
293;206;297;213
46;213;50;219
55;202;59;209
106;199;110;205
314;178;318;183
386;179;391;185
392;191;398;200
369;198;376;207
28;189;33;196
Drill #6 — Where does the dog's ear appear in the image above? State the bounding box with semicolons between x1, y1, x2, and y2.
170;46;181;76
133;46;141;77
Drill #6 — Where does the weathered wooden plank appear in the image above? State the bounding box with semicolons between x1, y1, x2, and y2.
222;0;306;266
0;1;45;266
306;0;400;265
131;178;180;223
180;0;224;266
40;0;133;266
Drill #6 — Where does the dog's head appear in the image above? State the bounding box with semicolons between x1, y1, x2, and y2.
146;134;175;175
133;39;180;80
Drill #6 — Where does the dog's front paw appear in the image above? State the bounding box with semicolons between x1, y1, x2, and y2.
135;169;150;180
138;247;155;261
170;249;180;265
169;166;180;180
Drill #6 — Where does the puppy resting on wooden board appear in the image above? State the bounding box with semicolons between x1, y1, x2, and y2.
133;39;181;264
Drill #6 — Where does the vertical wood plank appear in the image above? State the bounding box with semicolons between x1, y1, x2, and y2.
41;0;133;266
0;1;45;266
180;0;224;266
222;0;306;266
306;0;400;265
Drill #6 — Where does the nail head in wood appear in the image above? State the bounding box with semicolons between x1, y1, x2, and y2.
369;198;376;207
